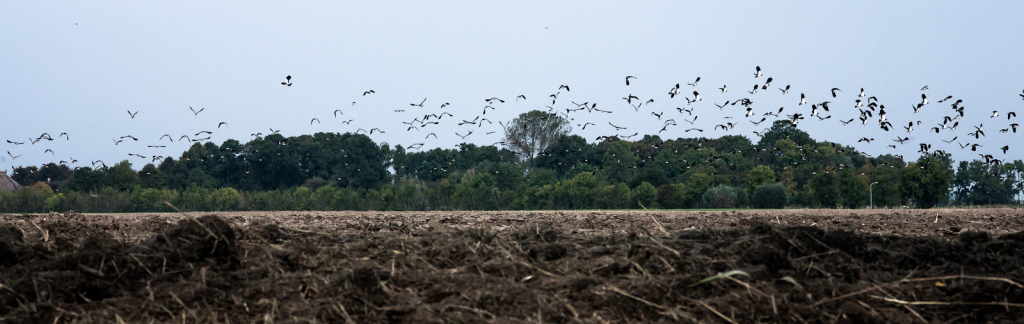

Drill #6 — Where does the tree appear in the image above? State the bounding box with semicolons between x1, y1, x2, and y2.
535;134;597;179
107;160;141;191
503;110;571;166
952;160;1017;205
902;153;953;208
65;166;107;192
746;165;775;198
809;169;840;208
869;157;904;207
633;181;657;208
601;140;636;184
757;120;814;150
138;163;165;189
838;167;867;208
657;183;685;209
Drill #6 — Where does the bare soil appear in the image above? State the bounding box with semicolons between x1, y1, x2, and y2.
1;208;1023;323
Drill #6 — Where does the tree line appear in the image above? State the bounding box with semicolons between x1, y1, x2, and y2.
2;114;1022;213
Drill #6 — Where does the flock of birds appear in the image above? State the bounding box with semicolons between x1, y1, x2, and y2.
4;68;1023;176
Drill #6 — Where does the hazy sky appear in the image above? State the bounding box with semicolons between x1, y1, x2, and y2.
3;2;1023;172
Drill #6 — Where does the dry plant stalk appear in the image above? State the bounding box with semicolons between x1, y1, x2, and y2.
698;300;737;324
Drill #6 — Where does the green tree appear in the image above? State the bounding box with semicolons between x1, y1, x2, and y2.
601;140;636;184
65;166;107;192
553;172;597;209
107;160;141;191
746;165;775;198
503;110;571;166
633;181;657;208
656;183;686;209
869;159;903;207
809;169;840;208
838;167;867;208
903;154;954;208
138;163;165;189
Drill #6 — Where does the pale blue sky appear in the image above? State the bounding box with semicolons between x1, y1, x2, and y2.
2;1;1023;172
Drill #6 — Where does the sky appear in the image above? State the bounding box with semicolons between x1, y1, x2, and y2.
2;1;1023;173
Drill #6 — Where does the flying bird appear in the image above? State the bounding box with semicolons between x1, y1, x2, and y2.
311;118;320;124
779;85;790;94
363;90;375;96
410;98;426;107
753;66;762;78
668;85;680;98
625;76;636;86
127;110;139;118
687;77;700;87
334;109;343;117
830;88;841;98
190;106;204;116
7;151;20;159
787;113;804;126
719;85;728;92
218;122;228;128
558;85;570;92
281;75;292;86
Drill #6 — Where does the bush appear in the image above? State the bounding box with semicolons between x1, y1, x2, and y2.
45;193;64;212
701;184;738;209
753;183;788;209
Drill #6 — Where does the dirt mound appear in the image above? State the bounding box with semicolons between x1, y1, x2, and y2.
1;214;1022;322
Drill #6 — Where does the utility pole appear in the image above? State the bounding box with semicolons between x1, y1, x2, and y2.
870;182;878;209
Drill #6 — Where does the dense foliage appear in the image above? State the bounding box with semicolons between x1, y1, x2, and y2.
2;119;1022;212
753;183;789;209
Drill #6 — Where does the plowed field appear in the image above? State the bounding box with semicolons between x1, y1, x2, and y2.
2;209;1023;323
